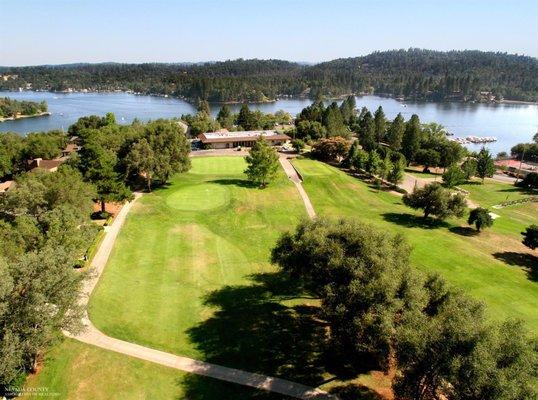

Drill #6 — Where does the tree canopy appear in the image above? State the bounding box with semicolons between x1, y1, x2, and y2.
468;207;494;232
271;218;538;398
403;183;466;220
244;137;280;187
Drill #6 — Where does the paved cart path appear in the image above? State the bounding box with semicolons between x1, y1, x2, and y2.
66;182;334;399
279;155;316;219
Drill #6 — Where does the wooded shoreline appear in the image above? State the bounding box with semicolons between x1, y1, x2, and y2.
0;111;51;123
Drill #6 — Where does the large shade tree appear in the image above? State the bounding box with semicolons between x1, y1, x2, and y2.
403;182;466;220
271;218;420;370
125;120;191;190
0;168;97;389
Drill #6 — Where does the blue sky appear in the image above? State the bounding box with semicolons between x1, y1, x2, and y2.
1;0;537;65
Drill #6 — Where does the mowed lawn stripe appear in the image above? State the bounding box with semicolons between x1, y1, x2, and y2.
88;156;306;358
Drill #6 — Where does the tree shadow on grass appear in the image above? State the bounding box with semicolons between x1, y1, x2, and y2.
176;374;288;400
328;383;384;400
449;226;478;237
180;271;381;399
493;251;538;281
381;212;450;229
462;181;483;186
211;178;257;189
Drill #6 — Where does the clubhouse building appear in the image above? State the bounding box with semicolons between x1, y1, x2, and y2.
198;130;290;149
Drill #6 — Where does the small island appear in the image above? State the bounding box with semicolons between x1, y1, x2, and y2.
0;97;50;122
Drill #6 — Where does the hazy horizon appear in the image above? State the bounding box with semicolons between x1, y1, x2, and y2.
2;48;538;68
1;0;537;66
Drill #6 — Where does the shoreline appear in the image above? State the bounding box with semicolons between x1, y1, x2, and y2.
3;89;537;107
0;111;51;123
499;99;538;106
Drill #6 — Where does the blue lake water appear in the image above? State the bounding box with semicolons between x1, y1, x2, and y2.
1;91;537;154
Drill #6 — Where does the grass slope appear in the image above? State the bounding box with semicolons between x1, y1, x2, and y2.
459;180;537;240
292;158;538;330
88;156;307;358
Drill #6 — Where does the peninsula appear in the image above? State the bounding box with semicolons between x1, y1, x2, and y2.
0;97;50;122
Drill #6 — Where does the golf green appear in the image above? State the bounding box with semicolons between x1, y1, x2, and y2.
166;183;229;211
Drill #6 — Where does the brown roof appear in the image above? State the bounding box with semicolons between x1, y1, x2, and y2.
62;143;79;153
198;133;290;144
28;158;63;171
0;180;14;192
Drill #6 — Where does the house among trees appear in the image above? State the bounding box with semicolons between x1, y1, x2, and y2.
28;158;63;172
61;143;81;157
0;180;15;193
198;130;290;149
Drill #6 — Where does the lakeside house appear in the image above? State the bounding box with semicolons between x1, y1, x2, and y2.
61;143;81;157
25;137;82;174
198;129;290;149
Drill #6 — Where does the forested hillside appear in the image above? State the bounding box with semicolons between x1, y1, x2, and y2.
1;49;537;102
309;49;538;101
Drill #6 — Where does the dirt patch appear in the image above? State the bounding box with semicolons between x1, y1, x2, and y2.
369;370;394;399
92;201;124;216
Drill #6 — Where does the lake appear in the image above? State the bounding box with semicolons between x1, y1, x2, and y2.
1;91;537;154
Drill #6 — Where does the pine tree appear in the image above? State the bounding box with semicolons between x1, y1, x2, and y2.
237;104;258;130
374;106;387;143
401;114;422;164
197;99;211;115
216;105;233;129
365;150;382;176
388;159;405;186
244;137;279;187
323;102;348;137
387;113;405;150
358;111;376;151
476;147;495;182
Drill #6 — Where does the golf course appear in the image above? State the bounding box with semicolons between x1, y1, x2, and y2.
292;158;538;328
23;155;537;399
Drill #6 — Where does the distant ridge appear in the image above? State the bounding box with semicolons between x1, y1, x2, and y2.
1;49;537;103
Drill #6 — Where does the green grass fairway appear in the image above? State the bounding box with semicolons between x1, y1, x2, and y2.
23;339;281;400
189;156;247;175
460;179;538;240
293;158;538;331
88;156;307;358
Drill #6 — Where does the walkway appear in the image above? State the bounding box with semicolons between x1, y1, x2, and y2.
279;155;316;219
66;187;333;399
399;173;438;193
